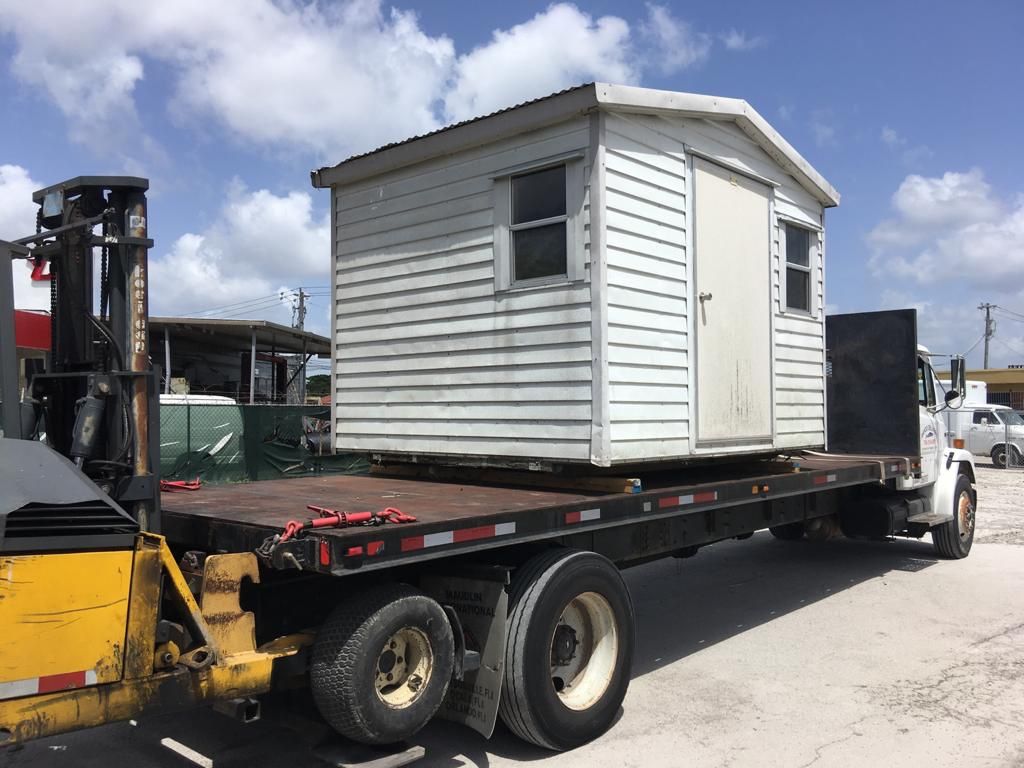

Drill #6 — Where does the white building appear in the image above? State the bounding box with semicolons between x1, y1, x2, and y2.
313;83;840;468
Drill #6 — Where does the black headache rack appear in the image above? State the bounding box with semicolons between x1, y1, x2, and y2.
161;452;914;577
827;309;921;457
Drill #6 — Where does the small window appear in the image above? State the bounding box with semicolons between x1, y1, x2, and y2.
973;410;994;425
510;165;567;282
917;359;936;407
784;223;812;313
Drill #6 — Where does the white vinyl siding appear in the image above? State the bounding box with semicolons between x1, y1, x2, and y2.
600;112;825;459
604;112;690;460
332;119;593;461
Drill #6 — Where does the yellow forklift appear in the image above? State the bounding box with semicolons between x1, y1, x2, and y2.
0;178;308;746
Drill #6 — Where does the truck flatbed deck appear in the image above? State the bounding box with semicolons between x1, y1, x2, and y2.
161;452;915;576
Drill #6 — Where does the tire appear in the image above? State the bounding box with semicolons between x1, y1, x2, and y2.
769;521;806;541
932;473;976;559
991;445;1008;469
311;584;454;745
499;549;634;751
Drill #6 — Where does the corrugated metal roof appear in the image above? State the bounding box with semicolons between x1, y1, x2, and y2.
311;82;839;207
316;83;594;173
150;317;330;355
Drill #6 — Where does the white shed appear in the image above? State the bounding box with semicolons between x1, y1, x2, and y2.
312;83;839;468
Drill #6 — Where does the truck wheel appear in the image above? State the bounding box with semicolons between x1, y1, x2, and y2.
769;522;805;541
311;584;454;745
499;549;634;751
991;445;1008;469
932;474;976;559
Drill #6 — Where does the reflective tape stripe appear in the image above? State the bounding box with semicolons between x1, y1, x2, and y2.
565;508;601;525
401;522;517;552
813;473;838;485
658;490;718;509
0;669;98;701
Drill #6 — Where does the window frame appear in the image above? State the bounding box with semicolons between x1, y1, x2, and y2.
780;219;818;317
973;409;995;425
493;154;585;292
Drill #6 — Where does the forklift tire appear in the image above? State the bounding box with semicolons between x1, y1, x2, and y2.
311;584;454;745
499;548;634;751
932;473;976;559
769;522;806;541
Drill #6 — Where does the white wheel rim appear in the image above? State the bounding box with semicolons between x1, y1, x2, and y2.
374;626;433;708
549;591;619;711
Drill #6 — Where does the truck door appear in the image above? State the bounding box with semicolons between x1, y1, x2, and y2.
916;358;942;485
968;409;998;456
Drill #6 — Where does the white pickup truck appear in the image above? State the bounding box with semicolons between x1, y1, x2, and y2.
944;403;1024;468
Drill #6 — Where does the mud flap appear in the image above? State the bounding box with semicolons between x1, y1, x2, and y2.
422;572;508;739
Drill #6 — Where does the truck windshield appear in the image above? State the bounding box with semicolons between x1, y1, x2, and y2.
1002;410;1024;426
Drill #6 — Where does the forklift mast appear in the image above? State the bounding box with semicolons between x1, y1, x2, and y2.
0;176;159;532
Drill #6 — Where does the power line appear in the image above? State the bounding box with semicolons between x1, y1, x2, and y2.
995;305;1024;322
993;336;1024;362
962;332;987;358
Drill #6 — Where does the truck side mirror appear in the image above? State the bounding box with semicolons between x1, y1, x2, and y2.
950;357;966;399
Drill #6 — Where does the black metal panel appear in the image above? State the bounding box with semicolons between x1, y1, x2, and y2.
826;309;920;456
0;438;139;552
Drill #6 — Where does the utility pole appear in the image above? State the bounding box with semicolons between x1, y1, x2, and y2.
979;302;995;369
296;288;307;330
288;287;309;330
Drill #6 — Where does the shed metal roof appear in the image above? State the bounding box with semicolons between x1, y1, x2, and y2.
312;82;839;207
150;317;330;356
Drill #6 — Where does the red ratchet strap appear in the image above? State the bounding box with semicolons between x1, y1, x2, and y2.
277;505;417;543
160;479;201;492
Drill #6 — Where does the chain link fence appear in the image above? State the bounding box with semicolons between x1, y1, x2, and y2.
159;403;365;483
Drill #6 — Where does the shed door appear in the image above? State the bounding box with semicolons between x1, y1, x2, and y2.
693;157;772;445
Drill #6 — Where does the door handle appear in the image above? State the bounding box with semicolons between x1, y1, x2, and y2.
699;291;713;303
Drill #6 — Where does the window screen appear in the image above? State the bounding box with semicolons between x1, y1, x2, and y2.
510;165;567;283
785;224;812;312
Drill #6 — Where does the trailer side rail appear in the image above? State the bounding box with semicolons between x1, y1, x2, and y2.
162;454;912;576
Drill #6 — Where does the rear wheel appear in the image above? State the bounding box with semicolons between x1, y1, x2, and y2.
499;549;634;751
769;521;806;541
990;444;1021;468
932;473;975;559
311;584;454;745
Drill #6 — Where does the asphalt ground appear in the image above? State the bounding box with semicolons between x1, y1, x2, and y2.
4;463;1023;768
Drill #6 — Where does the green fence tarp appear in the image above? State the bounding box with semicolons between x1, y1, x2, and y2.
159;404;366;484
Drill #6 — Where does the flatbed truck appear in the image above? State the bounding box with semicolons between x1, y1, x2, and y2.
0;179;976;757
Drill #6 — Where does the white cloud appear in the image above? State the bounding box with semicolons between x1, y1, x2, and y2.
868;169;1024;292
149;182;329;328
881;126;904;147
720;29;764;51
0;165;51;311
445;4;636;121
0;1;714;166
810;110;837;147
0;0;454;164
879;125;933;167
869;169;1003;250
777;105;794;121
639;4;712;75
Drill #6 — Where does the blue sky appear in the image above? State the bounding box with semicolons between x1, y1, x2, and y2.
1;0;1023;370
